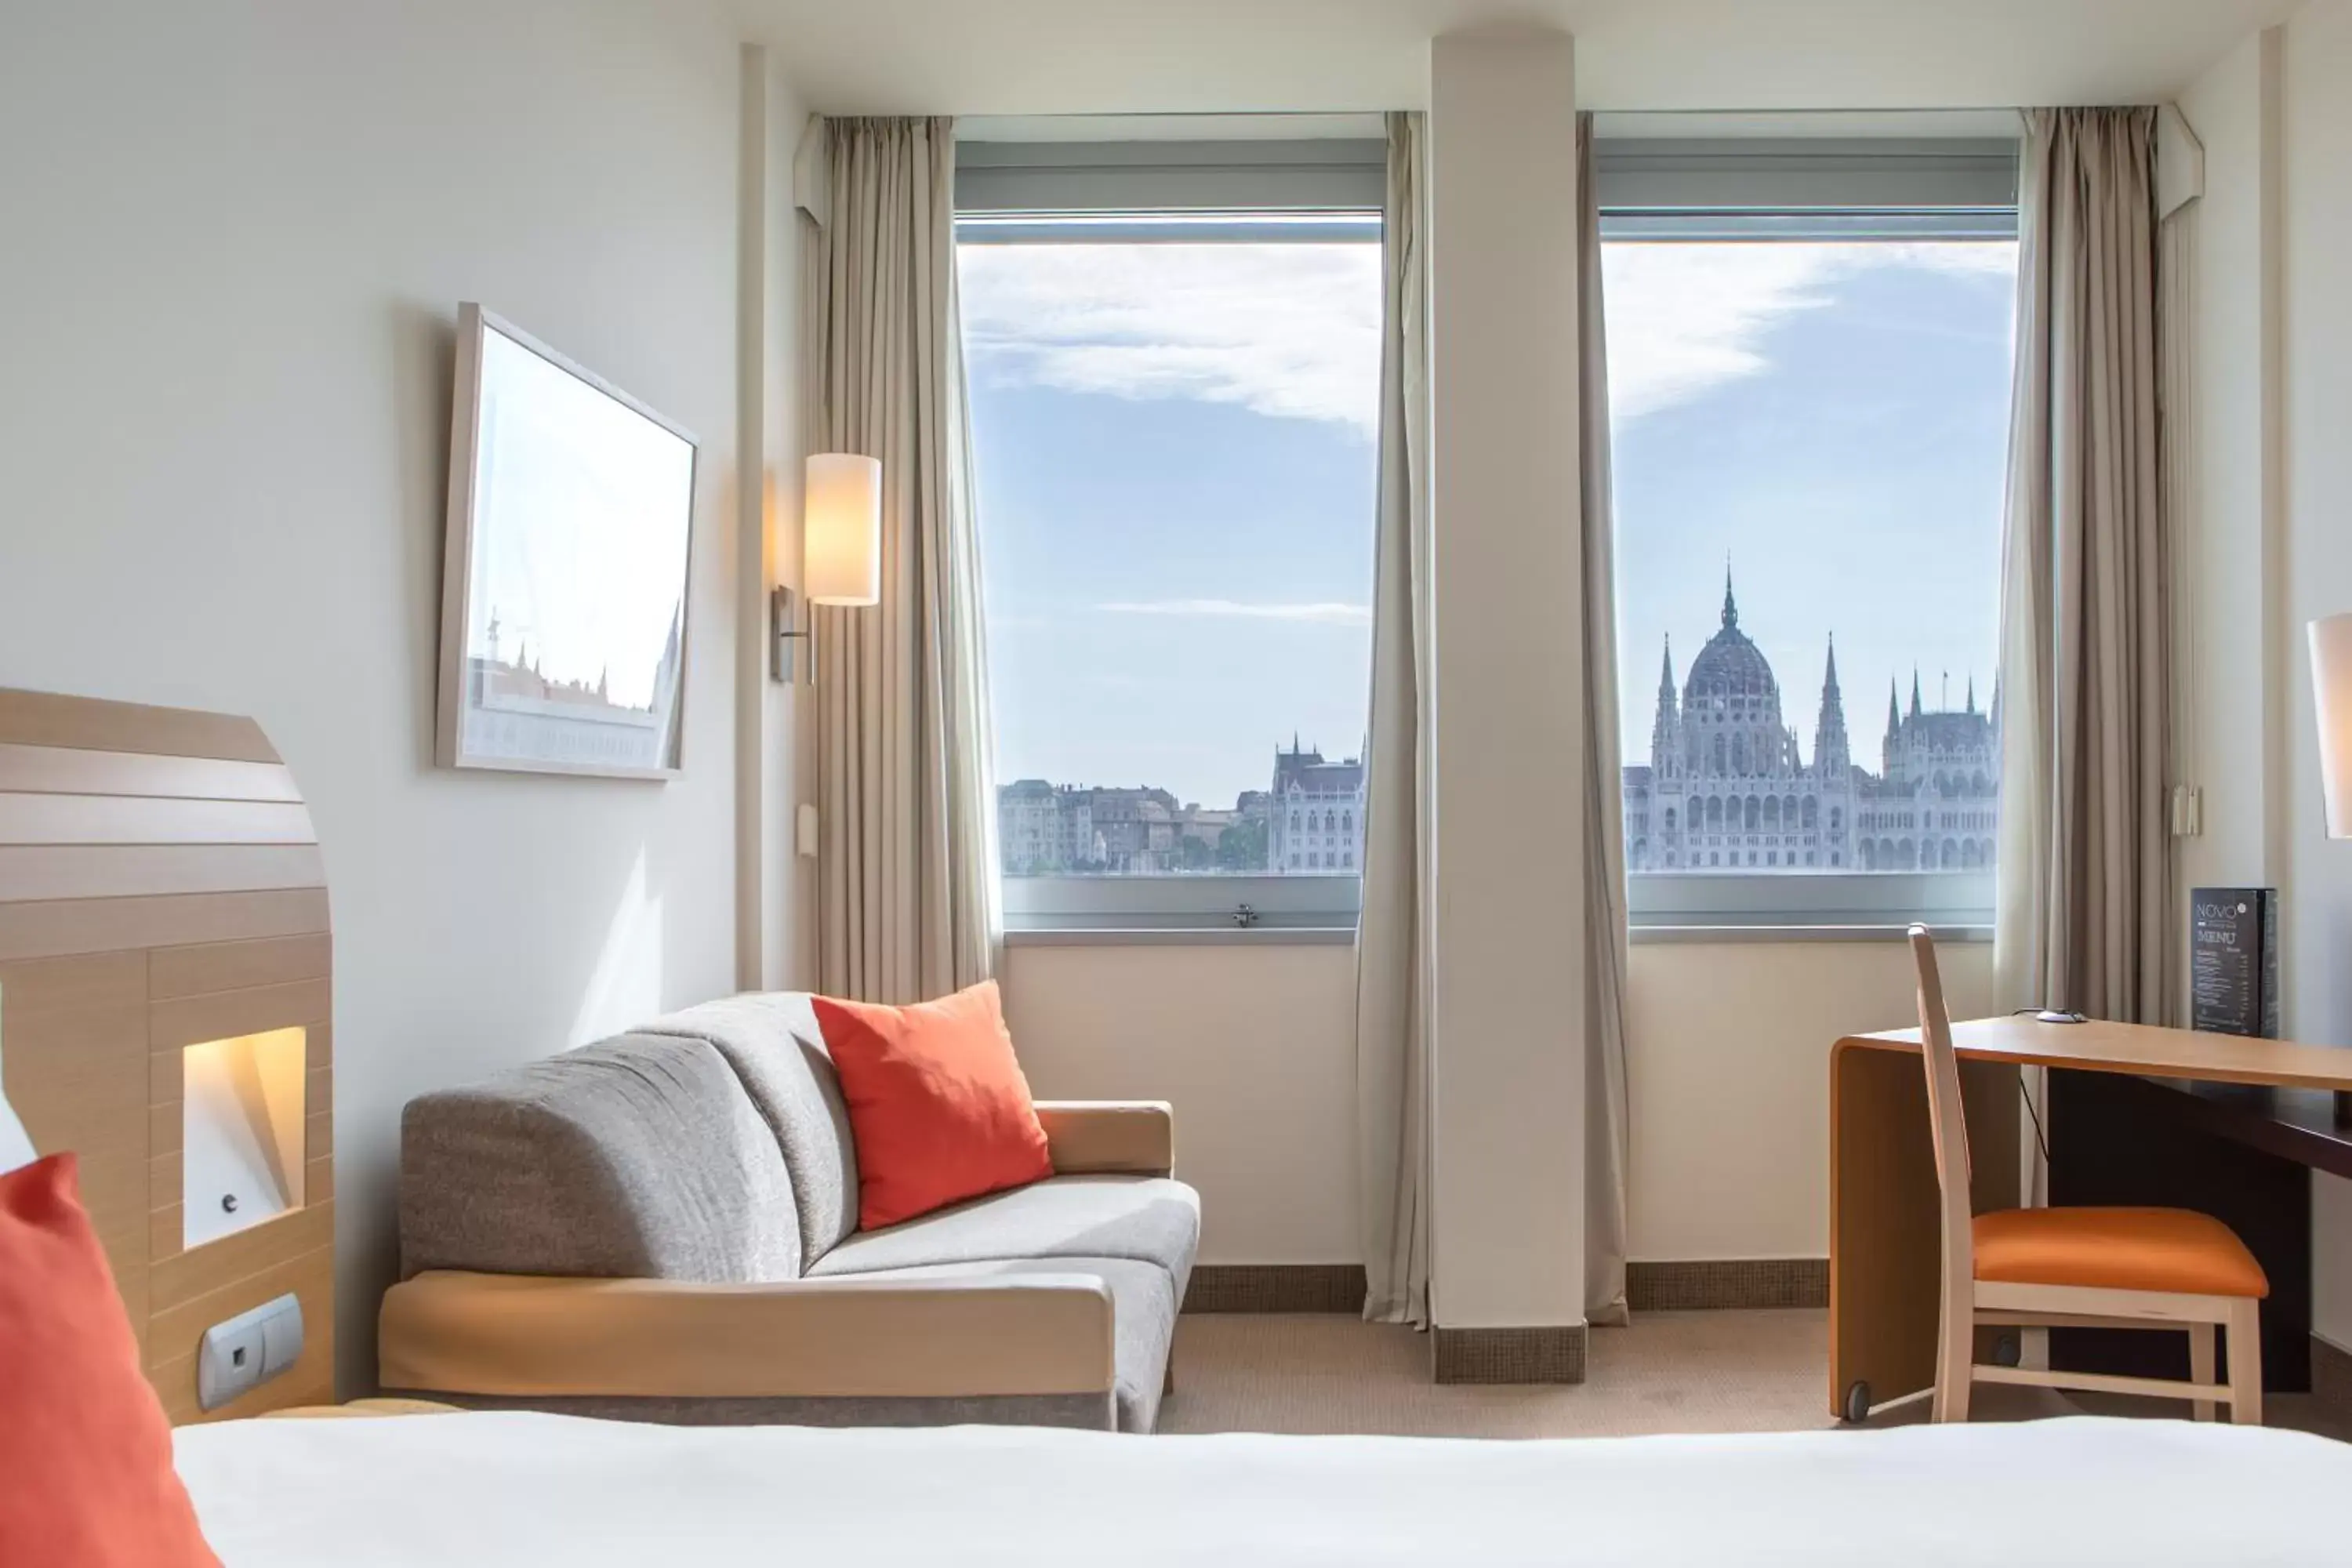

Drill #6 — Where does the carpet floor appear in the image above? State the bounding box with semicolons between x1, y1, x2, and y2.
1158;1309;2352;1443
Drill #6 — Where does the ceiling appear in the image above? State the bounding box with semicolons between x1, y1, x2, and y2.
733;0;2301;117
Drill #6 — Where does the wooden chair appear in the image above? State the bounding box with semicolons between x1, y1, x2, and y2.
1907;924;2267;1425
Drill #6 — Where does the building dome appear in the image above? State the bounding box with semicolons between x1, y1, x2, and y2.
1683;575;1777;702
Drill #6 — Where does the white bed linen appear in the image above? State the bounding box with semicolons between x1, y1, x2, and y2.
177;1410;2349;1566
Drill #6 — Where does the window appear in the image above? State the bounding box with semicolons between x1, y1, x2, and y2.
1604;138;2019;930
957;139;1381;931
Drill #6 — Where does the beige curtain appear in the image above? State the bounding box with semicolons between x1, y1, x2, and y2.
1577;111;1633;1327
1996;108;2169;1218
810;116;999;1004
2159;177;2198;1021
1356;111;1434;1328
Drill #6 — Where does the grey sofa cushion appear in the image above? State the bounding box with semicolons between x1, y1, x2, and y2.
399;1033;800;1283
638;993;859;1266
808;1176;1200;1304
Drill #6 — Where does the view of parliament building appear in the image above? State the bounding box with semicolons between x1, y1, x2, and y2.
1621;577;1998;875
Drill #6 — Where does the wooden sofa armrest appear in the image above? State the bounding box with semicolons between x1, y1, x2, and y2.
1036;1100;1174;1178
378;1269;1115;1401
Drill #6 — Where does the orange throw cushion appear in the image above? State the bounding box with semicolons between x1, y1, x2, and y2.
814;982;1055;1230
1973;1206;2269;1298
0;1154;220;1566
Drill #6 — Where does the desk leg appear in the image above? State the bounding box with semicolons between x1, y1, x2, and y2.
1830;1044;2022;1420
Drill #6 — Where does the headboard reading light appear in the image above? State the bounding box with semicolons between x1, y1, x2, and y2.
0;688;334;1422
0;1000;34;1172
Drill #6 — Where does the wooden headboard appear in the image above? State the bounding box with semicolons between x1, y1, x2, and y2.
0;688;334;1422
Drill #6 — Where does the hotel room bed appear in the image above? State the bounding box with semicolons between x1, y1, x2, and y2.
179;1409;2350;1566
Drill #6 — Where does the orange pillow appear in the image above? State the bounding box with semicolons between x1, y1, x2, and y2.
814;981;1055;1230
0;1155;220;1567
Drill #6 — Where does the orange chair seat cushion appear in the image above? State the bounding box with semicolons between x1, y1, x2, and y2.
1972;1206;2268;1299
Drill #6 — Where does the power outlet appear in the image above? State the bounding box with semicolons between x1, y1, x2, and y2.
198;1319;265;1410
197;1292;303;1412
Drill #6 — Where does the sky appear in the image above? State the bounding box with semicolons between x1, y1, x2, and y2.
958;230;2016;809
469;327;694;708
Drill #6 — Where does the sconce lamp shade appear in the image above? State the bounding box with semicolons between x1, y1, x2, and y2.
2314;613;2352;839
804;452;883;606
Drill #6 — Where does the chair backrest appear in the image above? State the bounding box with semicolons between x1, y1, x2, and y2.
1908;924;1976;1287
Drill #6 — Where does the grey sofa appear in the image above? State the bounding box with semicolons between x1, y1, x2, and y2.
378;992;1199;1432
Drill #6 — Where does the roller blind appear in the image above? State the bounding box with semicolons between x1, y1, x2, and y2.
954;134;2016;235
955;139;1385;215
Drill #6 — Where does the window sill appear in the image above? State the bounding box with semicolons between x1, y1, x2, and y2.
1006;922;1990;949
1630;922;1993;945
1002;924;1357;949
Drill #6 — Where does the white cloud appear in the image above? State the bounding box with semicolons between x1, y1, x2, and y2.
960;237;2016;434
1601;245;1833;419
1098;599;1370;626
1601;240;2016;421
958;242;1382;433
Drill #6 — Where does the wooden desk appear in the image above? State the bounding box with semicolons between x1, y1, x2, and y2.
1829;1016;2352;1421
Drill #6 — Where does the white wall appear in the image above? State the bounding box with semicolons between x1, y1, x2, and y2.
2275;0;2352;1349
739;47;815;992
1626;940;1994;1261
1425;30;1588;1331
0;0;758;1392
1003;944;1360;1264
2179;2;2352;1352
2176;27;2287;913
1004;938;1991;1270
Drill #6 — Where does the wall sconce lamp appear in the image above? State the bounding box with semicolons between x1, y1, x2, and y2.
2313;614;2352;840
775;452;882;682
2309;613;2352;1125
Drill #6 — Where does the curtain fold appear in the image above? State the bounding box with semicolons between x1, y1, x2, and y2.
1577;111;1634;1328
1355;110;1434;1328
811;116;1000;1004
1994;107;2170;1029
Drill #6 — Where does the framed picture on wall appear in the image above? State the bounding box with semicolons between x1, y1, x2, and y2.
434;302;697;780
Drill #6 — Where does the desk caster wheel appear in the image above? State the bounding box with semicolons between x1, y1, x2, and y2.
1842;1381;1871;1424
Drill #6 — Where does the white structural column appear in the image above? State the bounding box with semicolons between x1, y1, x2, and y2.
1426;31;1588;1344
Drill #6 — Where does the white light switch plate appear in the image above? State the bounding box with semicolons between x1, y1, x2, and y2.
198;1291;303;1411
2170;783;2204;838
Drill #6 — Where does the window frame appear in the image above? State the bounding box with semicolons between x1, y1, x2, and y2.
962;134;2017;938
1603;136;2019;935
957;136;1385;932
1001;872;1363;935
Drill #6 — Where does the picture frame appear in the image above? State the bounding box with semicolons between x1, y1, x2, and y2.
434;303;698;781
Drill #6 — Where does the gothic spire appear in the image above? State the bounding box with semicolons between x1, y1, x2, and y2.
1886;678;1902;738
1909;667;1923;718
1722;563;1739;630
1814;635;1849;775
1966;674;1976;715
1649;635;1682;773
